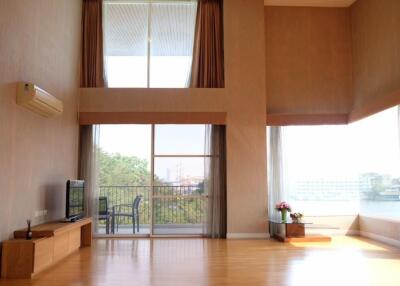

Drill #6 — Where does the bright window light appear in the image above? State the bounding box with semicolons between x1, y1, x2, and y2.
268;106;400;219
103;0;197;88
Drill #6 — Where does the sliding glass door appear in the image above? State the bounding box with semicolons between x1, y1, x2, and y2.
152;125;209;235
95;124;208;237
97;125;152;236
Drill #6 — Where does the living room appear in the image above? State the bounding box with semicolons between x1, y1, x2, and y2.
0;0;399;285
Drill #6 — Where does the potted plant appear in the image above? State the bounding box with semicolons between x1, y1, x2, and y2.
275;202;291;222
290;212;304;223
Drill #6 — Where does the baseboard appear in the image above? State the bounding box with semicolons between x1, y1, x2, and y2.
345;230;360;236
359;231;400;248
226;233;270;239
307;228;360;236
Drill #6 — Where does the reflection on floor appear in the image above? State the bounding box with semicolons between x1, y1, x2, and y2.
1;236;399;286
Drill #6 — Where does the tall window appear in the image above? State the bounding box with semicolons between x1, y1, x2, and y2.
268;106;400;219
268;125;360;216
153;125;210;235
353;107;400;219
103;0;197;88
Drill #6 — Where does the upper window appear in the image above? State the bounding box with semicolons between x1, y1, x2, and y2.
103;0;197;88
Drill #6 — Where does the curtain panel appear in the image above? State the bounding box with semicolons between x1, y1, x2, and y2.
204;125;227;238
190;0;225;88
81;0;105;88
79;125;100;232
267;127;287;236
268;127;287;220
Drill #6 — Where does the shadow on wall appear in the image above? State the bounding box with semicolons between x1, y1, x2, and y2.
346;217;360;236
305;215;360;236
45;183;65;222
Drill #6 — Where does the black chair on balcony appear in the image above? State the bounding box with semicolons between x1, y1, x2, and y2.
98;196;112;234
111;195;142;234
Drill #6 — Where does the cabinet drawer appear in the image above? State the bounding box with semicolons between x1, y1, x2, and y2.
1;240;34;279
33;237;54;274
53;232;70;262
69;228;81;253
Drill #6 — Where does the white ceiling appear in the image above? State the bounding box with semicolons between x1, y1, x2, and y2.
264;0;357;7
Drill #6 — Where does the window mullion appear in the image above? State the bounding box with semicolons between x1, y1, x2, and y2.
146;0;152;88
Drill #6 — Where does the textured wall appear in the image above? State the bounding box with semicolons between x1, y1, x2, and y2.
0;0;81;241
265;6;353;115
350;0;400;121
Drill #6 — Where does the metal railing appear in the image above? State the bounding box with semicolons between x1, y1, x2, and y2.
98;185;207;226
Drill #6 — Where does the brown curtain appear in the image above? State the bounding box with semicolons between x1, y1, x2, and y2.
81;0;105;88
190;0;225;88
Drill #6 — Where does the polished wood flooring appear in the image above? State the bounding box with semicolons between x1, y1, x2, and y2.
1;236;400;286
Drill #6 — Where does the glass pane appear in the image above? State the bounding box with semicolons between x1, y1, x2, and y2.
97;125;152;235
353;107;400;219
155;125;207;155
154;157;205;187
105;56;148;88
149;1;197;87
152;197;207;235
281;125;359;216
269;106;400;219
104;2;149;87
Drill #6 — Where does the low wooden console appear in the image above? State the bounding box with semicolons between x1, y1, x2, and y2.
1;217;92;279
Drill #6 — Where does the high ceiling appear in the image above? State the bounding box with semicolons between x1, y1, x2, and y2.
264;0;357;7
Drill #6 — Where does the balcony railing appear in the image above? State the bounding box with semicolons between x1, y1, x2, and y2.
98;185;207;227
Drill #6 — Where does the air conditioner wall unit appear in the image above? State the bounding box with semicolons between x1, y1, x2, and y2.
16;82;63;117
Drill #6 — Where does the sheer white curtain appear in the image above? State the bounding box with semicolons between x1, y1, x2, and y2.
267;127;287;221
79;125;100;232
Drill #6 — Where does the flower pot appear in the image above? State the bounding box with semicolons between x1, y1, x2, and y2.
281;209;288;222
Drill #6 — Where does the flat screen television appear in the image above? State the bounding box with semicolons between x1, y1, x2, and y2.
66;180;85;221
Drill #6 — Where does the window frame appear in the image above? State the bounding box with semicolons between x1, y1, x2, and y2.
103;0;197;88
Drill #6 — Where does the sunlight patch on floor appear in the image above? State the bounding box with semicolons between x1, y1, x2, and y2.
289;236;390;251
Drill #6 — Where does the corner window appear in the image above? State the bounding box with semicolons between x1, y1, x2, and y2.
268;106;400;219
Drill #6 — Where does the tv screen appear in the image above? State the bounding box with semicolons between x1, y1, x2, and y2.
66;180;85;220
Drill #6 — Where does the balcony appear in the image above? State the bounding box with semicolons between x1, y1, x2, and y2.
97;185;207;235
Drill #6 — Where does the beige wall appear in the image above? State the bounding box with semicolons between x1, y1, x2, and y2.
359;216;400;244
350;0;400;122
80;0;268;236
306;215;359;236
265;6;353;116
0;0;81;241
265;1;400;124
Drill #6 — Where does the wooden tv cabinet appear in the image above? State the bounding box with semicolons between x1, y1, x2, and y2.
1;217;92;279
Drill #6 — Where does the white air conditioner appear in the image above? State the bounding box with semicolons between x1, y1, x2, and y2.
16;82;63;117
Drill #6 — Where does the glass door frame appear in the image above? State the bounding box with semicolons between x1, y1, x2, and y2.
95;124;210;238
149;124;211;237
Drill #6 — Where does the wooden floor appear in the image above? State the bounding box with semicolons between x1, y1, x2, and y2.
1;236;400;286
